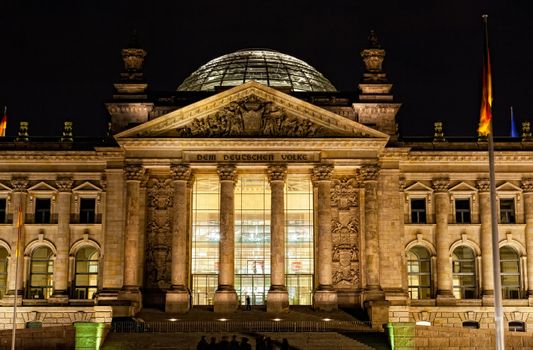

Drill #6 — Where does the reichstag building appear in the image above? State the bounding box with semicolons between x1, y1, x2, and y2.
1;32;533;331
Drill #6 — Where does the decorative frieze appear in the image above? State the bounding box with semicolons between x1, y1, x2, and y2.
521;179;533;193
330;177;359;210
267;165;287;182
360;165;380;182
170;164;192;181
10;177;28;192
217;164;237;181
432;178;450;192
124;164;145;181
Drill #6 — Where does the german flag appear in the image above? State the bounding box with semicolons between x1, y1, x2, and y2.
478;16;492;136
0;106;6;137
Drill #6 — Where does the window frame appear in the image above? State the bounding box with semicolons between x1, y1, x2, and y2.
72;246;100;300
500;245;523;299
409;198;427;224
499;197;516;224
72;182;103;225
407;246;433;300
27;246;54;300
452;246;478;299
34;197;52;224
454;198;472;224
79;198;97;224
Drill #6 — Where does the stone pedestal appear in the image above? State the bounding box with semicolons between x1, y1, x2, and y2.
313;289;338;312
364;300;390;330
214;289;239;313
165;289;191;314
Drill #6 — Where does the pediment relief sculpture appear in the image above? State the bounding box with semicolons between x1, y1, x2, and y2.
173;95;347;138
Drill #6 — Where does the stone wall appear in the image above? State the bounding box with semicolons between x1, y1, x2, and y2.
0;306;112;329
390;305;533;331
0;326;75;350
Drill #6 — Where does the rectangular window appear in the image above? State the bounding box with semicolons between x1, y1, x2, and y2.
455;198;471;224
34;198;51;224
0;198;6;224
79;198;96;224
500;199;516;224
410;198;426;224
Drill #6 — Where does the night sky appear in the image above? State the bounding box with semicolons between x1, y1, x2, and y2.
0;1;531;137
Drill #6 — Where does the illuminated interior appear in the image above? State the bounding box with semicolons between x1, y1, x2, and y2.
500;246;521;299
28;246;54;299
407;246;431;299
73;247;99;299
452;246;477;299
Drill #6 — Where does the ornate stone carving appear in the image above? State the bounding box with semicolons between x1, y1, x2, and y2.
100;176;107;191
217;164;237;181
360;165;380;181
267;165;287;182
55;177;73;192
399;177;406;191
144;177;174;291
10;177;28;192
476;179;490;192
170;164;192;181
331;177;359;210
175;96;322;138
312;164;334;182
521;179;533;193
432;178;450;192
124;164;145;181
331;217;360;287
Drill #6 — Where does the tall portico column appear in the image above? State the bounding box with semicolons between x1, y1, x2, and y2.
433;178;455;304
3;177;28;305
119;164;145;311
214;164;238;313
166;164;192;313
477;179;494;303
521;179;533;303
267;165;289;313
312;164;338;311
361;165;383;299
50;176;73;304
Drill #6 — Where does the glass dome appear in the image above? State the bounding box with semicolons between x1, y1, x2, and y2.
177;49;336;92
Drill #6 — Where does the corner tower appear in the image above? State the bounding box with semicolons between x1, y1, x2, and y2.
352;30;401;141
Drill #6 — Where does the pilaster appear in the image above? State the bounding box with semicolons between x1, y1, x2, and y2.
477;179;494;304
521;179;533;305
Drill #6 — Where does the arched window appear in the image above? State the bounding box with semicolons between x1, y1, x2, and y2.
407;246;432;299
73;247;99;299
500;246;522;299
0;248;8;298
452;246;477;299
28;247;53;299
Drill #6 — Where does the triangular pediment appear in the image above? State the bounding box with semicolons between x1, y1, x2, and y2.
28;182;57;192
72;181;102;192
496;182;522;193
116;81;389;140
449;182;477;193
404;182;433;193
0;182;12;193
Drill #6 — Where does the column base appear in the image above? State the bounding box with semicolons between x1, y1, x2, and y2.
0;291;23;306
436;291;456;306
364;300;390;330
165;288;191;314
313;288;338;312
48;290;69;305
214;289;238;313
118;286;143;314
482;291;494;306
267;288;289;313
364;286;385;302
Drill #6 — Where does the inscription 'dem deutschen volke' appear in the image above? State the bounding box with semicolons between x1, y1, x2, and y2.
185;152;320;162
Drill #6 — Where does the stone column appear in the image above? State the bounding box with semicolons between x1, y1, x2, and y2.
3;177;28;305
312;164;338;311
119;164;145;311
267;165;289;313
433;178;455;304
477;179;494;303
214;164;238;313
49;177;73;304
361;165;382;299
166;164;192;313
521;179;533;303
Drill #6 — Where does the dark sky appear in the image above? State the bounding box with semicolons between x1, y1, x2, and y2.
0;0;531;137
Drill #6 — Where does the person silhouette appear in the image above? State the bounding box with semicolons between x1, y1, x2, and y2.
240;337;251;350
208;336;218;350
245;295;251;310
219;336;230;350
196;335;208;350
281;338;289;350
229;335;240;350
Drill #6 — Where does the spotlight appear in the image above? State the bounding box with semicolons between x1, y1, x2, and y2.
218;318;228;322
322;318;332;322
272;318;282;322
168;318;178;322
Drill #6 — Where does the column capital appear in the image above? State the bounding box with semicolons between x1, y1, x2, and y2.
360;164;380;182
124;164;145;181
55;177;73;192
521;178;533;193
476;178;490;192
267;165;287;183
312;164;334;182
10;177;28;192
170;164;192;181
217;164;237;181
432;178;450;193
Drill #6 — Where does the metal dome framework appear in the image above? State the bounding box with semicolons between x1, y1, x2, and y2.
177;49;337;92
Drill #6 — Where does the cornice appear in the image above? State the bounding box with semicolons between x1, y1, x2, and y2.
406;151;533;162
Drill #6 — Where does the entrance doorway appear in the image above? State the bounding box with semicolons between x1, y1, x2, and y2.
236;274;270;305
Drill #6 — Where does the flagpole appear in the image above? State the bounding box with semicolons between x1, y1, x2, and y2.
483;14;505;350
11;205;22;350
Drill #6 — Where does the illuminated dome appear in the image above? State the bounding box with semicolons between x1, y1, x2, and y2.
177;49;336;92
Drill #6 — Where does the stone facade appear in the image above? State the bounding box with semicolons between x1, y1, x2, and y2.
2;36;533;334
